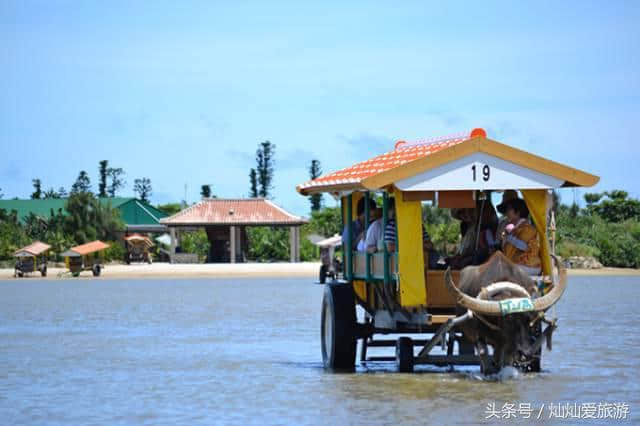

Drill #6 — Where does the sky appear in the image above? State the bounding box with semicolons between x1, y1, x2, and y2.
1;1;639;216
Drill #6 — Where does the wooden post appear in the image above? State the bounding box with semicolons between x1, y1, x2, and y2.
230;226;236;263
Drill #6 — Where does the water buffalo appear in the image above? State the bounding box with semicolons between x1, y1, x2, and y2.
445;251;567;374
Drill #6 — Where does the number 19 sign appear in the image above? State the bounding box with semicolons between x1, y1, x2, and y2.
395;153;564;191
471;164;491;182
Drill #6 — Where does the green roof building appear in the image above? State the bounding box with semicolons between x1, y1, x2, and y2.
0;197;168;233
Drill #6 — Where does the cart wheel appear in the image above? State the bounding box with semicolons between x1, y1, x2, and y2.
396;337;414;373
92;265;101;277
321;283;356;370
40;265;47;277
319;265;328;284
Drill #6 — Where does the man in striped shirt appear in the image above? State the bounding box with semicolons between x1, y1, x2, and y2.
383;197;433;253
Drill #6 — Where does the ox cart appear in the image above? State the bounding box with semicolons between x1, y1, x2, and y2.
14;241;51;277
297;128;598;373
61;240;110;277
124;234;154;264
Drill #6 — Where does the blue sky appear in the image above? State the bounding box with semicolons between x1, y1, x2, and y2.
1;1;638;215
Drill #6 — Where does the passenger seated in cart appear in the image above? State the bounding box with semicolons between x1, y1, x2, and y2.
447;200;498;269
500;198;542;275
446;208;477;269
382;198;442;268
494;190;521;248
341;197;377;250
362;206;383;253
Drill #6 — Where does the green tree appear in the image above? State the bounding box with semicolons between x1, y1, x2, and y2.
551;190;561;217
31;179;42;199
71;171;92;194
0;209;29;260
308;159;323;211
246;227;289;261
584;192;603;207
556;194;640;268
255;141;275;198
569;202;579;218
307;207;342;237
64;192;123;244
43;188;60;199
423;204;459;255
107;167;125;197
249;169;258;198
585;191;640;222
133;178;152;202
201;184;211;199
42;208;71;260
180;230;210;262
98;160;109;197
57;187;68;198
24;213;48;241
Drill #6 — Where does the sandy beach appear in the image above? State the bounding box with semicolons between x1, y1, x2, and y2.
0;262;322;280
2;262;640;280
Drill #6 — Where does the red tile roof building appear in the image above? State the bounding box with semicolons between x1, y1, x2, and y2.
160;199;307;263
160;199;307;226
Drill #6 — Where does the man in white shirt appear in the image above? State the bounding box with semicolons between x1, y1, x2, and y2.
362;208;384;253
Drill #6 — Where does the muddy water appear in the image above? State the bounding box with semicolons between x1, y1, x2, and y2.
0;276;638;424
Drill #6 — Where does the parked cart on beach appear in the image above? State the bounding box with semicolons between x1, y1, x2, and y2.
61;240;110;277
124;234;154;264
297;128;599;373
14;241;51;277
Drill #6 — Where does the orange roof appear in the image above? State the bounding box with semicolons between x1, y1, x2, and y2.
14;241;51;256
160;199;307;226
297;128;599;194
70;240;110;256
297;130;477;194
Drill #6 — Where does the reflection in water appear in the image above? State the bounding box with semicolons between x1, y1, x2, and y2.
0;276;638;424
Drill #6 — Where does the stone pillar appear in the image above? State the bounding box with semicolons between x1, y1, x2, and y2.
290;226;296;263
295;226;300;262
169;227;177;263
289;226;300;263
236;226;242;262
230;226;236;263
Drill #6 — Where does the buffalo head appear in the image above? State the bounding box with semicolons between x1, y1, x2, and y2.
445;251;566;373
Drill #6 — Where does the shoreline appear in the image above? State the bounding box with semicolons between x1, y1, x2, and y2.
0;262;322;280
2;262;640;280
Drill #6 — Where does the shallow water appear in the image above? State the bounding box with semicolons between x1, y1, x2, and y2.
0;276;638;424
